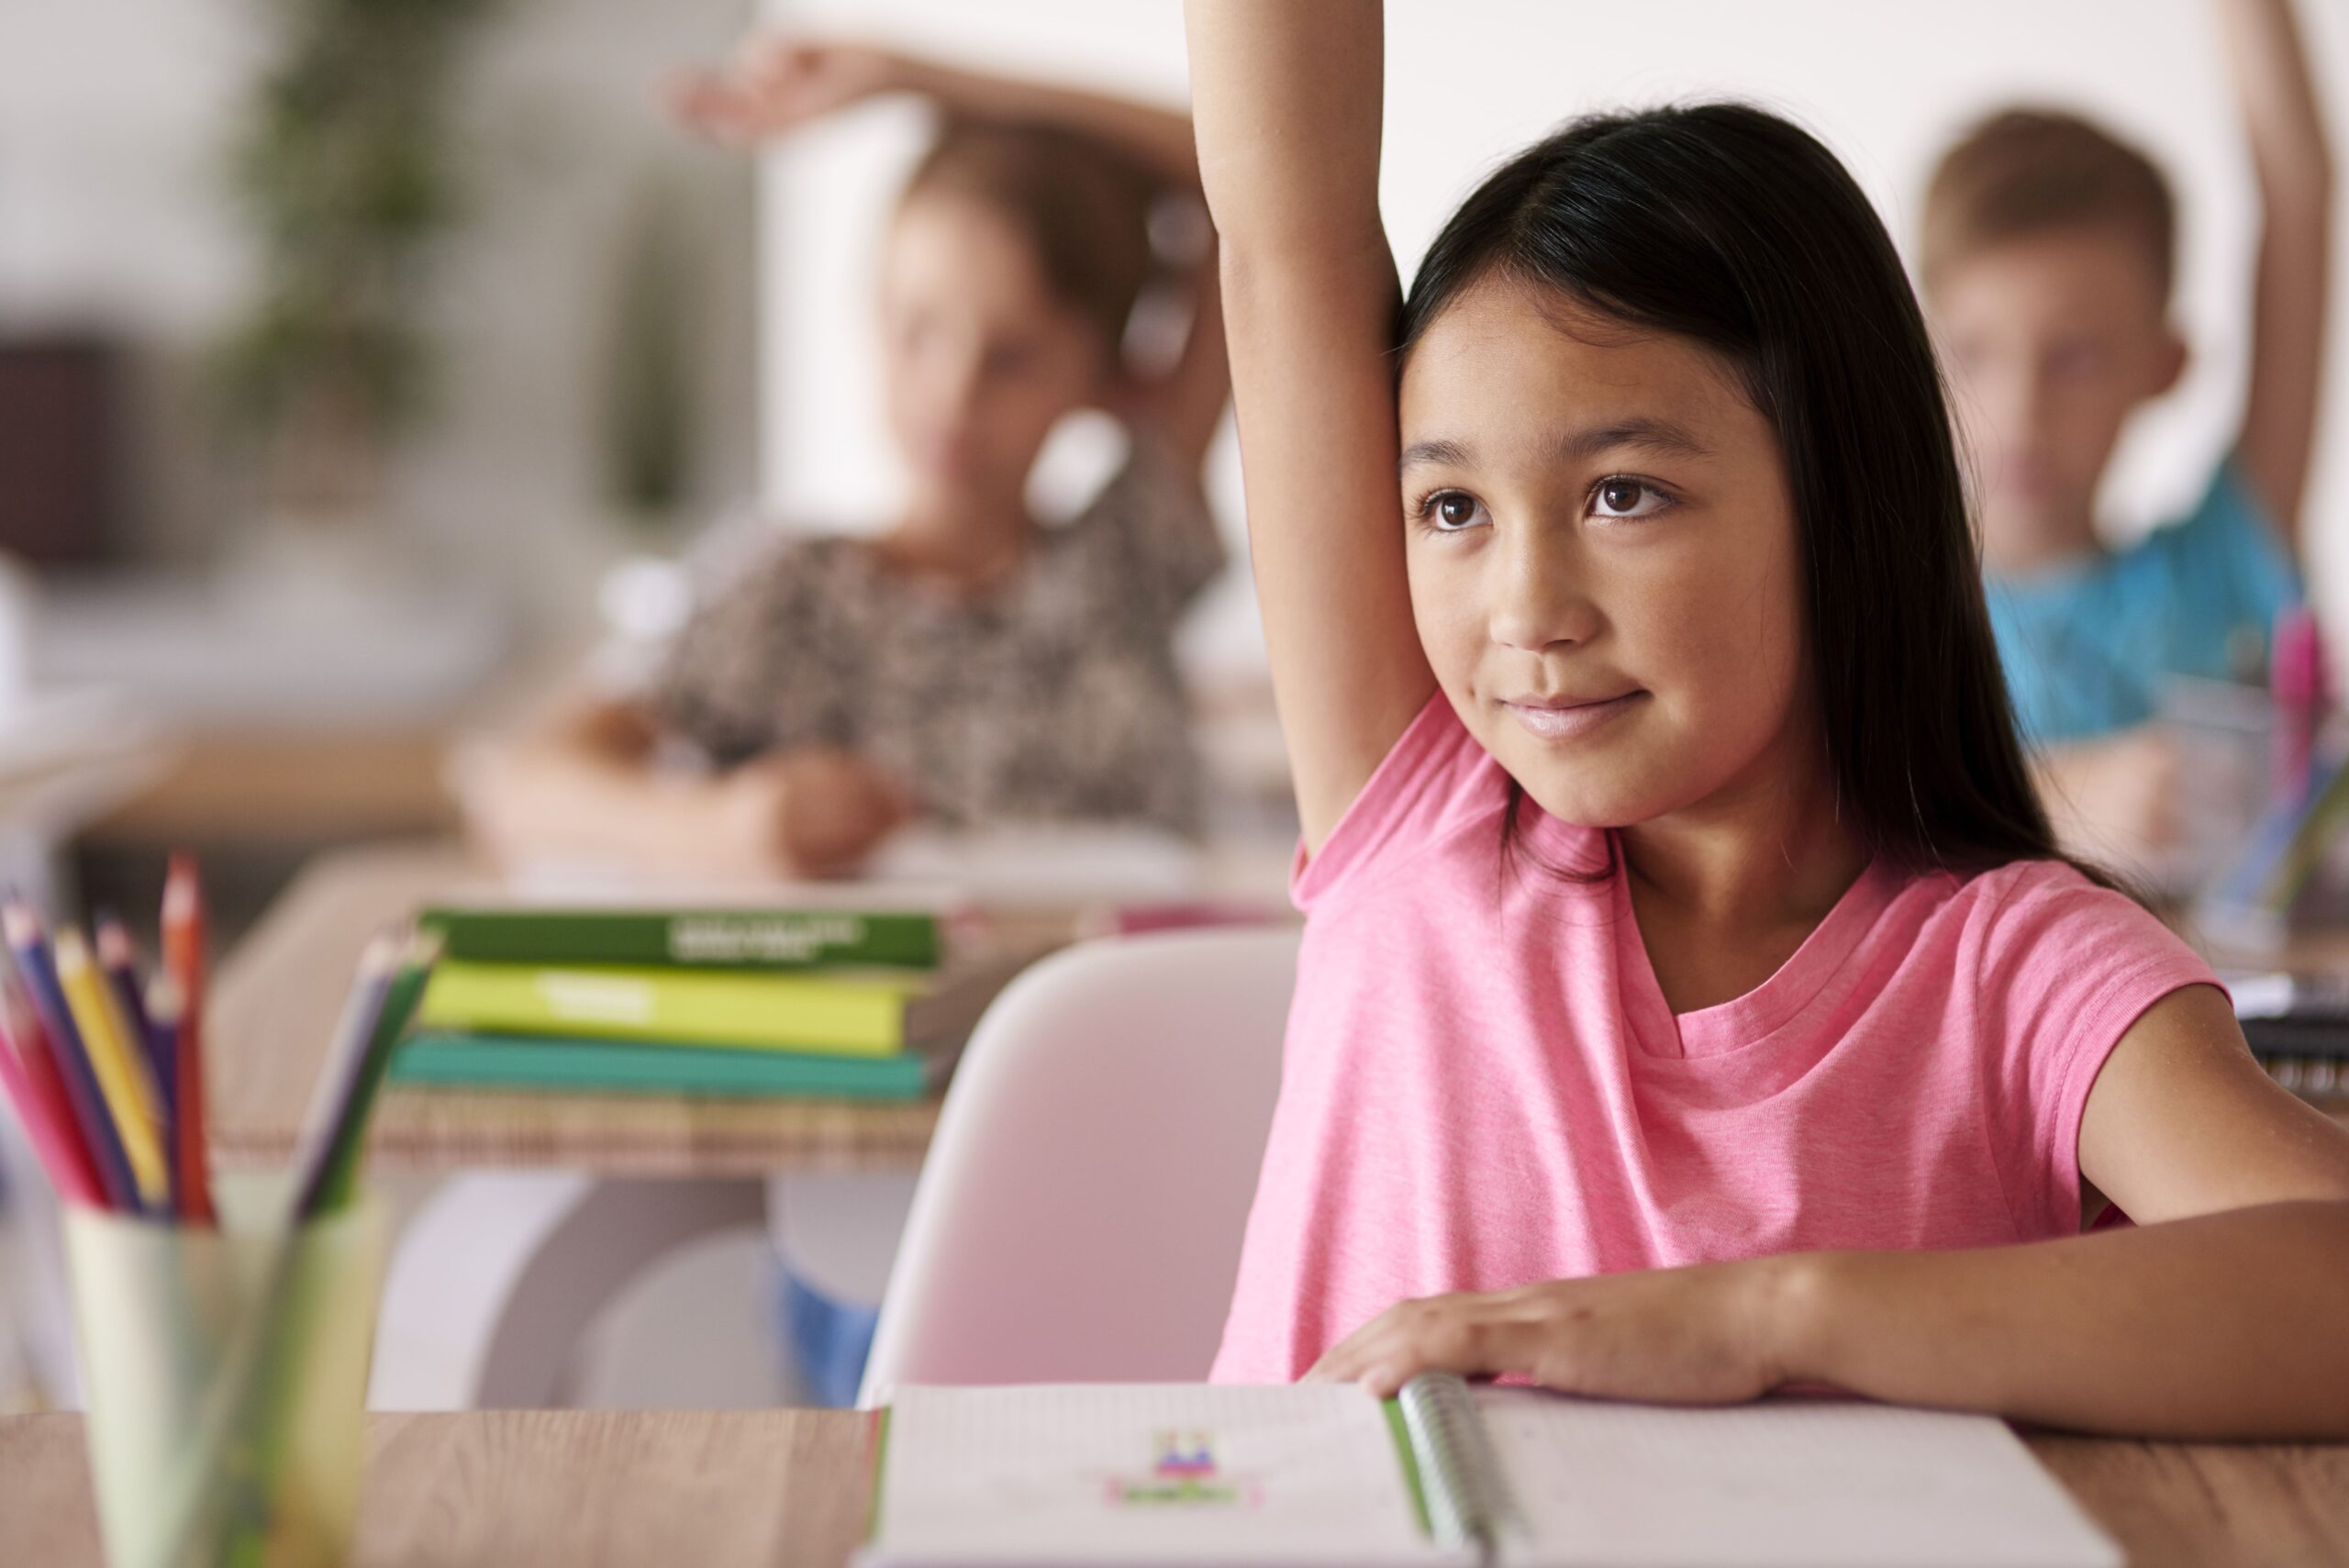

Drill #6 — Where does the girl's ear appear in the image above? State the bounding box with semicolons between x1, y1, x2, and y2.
1090;355;1149;422
2150;326;2190;399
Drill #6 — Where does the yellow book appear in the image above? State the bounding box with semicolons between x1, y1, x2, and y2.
55;929;169;1205
417;949;1046;1057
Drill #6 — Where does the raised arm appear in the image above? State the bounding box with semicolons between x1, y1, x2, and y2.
1185;1;1434;853
675;40;1229;467
2217;0;2334;546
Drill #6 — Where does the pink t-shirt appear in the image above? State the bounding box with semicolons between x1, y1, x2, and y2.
1209;694;2218;1384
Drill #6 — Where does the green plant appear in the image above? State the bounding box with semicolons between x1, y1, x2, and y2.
604;170;702;531
217;0;496;517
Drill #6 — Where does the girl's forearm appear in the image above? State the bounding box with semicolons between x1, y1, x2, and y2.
894;55;1198;186
1773;1200;2349;1438
1184;0;1385;250
461;725;742;874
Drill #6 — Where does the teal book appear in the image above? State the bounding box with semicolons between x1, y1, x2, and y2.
415;906;941;972
390;1031;941;1099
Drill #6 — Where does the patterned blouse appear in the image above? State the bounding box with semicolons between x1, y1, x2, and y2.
651;444;1227;837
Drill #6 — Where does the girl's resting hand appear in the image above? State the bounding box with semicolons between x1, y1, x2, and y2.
1306;1260;1799;1404
719;746;917;878
672;39;904;145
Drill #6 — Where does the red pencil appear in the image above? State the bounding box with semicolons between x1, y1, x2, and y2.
162;853;215;1226
0;983;105;1206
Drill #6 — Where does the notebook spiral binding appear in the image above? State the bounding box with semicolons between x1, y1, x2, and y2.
1398;1373;1521;1563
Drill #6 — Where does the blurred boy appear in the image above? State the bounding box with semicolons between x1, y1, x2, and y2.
1922;0;2332;862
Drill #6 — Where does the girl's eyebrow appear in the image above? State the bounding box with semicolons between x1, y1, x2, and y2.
1547;417;1715;463
1399;418;1713;477
1398;437;1473;474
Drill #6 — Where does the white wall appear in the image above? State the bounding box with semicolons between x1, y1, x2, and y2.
0;1;266;559
0;0;765;632
759;0;2349;676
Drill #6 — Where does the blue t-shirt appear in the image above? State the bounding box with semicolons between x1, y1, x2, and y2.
1987;461;2299;743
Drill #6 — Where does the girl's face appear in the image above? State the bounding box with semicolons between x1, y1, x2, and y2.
878;189;1109;505
1398;277;1814;833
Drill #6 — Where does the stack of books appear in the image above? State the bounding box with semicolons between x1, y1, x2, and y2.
393;904;1040;1102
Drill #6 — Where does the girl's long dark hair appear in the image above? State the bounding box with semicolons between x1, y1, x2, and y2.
1400;103;2098;886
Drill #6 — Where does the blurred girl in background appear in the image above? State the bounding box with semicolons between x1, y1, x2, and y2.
462;39;1230;882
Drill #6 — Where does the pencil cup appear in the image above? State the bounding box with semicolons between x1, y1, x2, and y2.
63;1177;386;1568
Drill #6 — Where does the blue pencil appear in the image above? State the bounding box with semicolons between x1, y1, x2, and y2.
4;903;137;1212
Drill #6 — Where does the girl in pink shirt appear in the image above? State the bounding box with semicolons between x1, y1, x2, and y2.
1186;2;2349;1437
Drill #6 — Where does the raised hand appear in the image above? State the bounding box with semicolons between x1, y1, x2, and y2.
718;745;918;878
671;39;904;146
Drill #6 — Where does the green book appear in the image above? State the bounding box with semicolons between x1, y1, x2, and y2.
416;906;941;972
390;1032;940;1099
416;951;1034;1056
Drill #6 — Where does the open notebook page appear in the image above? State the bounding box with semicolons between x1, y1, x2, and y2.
1475;1391;2121;1568
863;1383;1460;1567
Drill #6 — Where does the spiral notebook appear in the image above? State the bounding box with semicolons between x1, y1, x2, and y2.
858;1380;2121;1568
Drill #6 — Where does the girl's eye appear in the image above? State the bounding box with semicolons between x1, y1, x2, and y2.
1592;478;1669;519
1422;491;1488;531
2046;341;2109;381
983;341;1039;379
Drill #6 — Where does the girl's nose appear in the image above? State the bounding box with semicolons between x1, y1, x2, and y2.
941;351;987;420
1488;525;1597;653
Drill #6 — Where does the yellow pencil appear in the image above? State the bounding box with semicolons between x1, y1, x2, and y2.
54;928;169;1207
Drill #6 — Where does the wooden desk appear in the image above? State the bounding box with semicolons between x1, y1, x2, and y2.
208;840;946;1177
6;1409;2347;1568
86;728;461;847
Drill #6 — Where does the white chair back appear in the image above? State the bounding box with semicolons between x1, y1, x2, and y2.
856;928;1299;1405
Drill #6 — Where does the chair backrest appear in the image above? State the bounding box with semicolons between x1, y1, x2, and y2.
857;927;1299;1405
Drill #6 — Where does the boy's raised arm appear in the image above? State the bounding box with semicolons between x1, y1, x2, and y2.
1185;1;1434;855
2218;0;2335;546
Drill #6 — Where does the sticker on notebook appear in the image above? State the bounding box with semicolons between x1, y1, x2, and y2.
1097;1430;1265;1509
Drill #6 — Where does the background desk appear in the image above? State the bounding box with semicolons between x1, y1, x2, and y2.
7;1409;2349;1568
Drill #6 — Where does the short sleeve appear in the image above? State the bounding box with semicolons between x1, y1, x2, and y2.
1068;439;1229;628
2142;458;2301;681
1967;863;2220;1237
1291;692;1506;912
648;537;852;769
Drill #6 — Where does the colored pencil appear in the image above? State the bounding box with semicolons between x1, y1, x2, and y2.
288;935;398;1221
0;981;103;1201
97;915;172;1212
162;854;215;1226
0;989;104;1206
95;917;166;1106
55;929;169;1209
309;932;440;1218
144;973;186;1218
4;903;136;1211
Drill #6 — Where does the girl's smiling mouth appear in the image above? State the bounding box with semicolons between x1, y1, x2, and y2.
1500;689;1647;742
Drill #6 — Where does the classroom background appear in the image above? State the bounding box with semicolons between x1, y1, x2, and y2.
6;0;2349;1414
